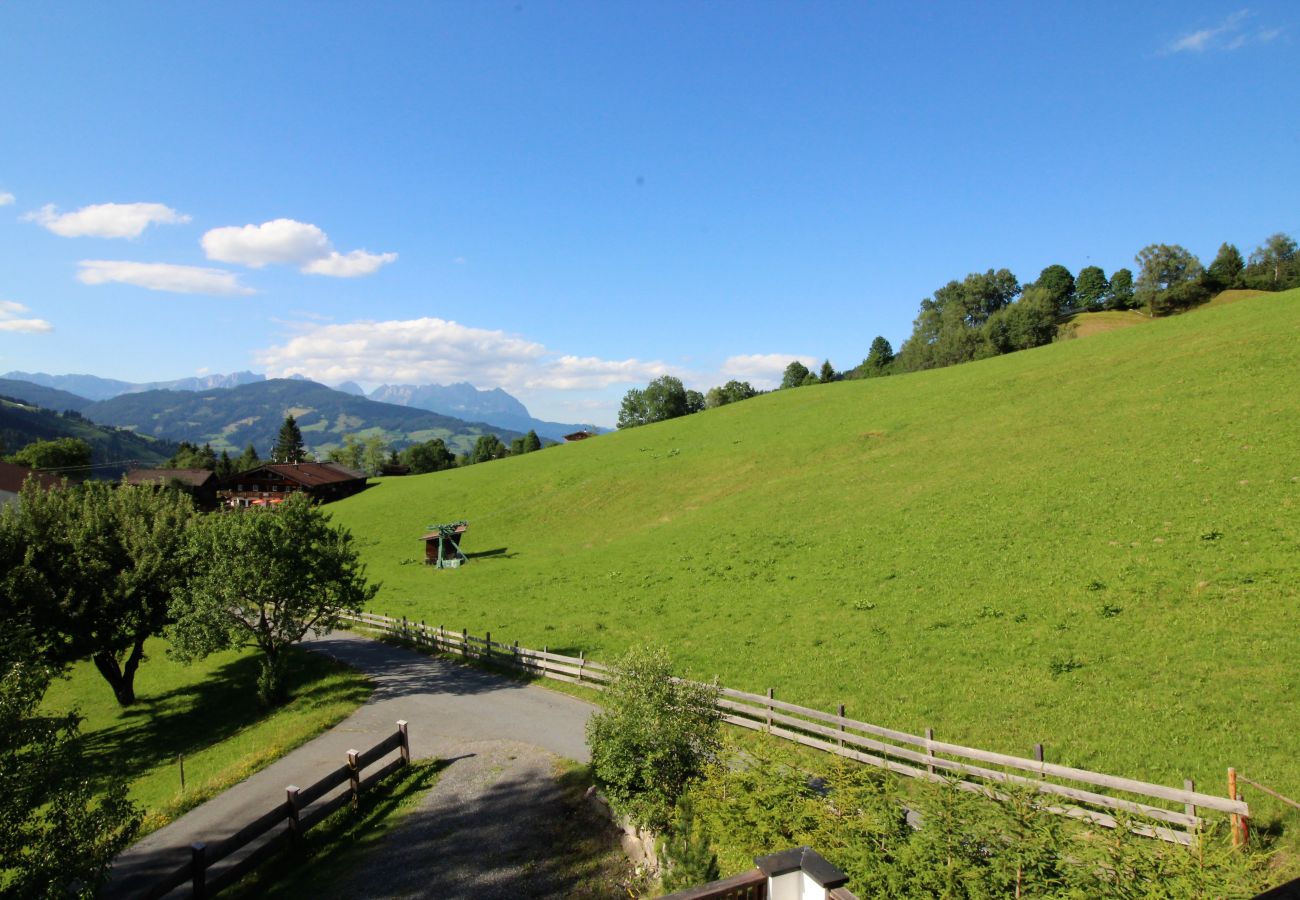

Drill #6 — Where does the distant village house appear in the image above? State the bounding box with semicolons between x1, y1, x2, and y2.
219;462;367;507
124;468;219;509
0;461;61;510
563;430;595;442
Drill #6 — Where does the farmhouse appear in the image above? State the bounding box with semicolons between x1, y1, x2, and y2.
124;467;219;508
219;462;367;507
0;460;61;509
563;430;595;442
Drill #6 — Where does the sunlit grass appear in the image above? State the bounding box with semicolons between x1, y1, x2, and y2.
332;289;1300;846
42;639;372;835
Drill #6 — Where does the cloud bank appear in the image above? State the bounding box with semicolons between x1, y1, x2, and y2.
202;218;396;277
26;202;191;238
255;317;670;394
0;300;53;333
0;192;14;206
77;260;255;296
719;352;818;389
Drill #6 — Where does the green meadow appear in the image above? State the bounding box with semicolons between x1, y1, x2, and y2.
331;290;1300;834
42;641;371;834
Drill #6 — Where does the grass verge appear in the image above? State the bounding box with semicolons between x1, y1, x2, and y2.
42;638;372;835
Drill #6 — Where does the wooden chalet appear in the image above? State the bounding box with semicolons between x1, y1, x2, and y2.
563;430;595;442
124;467;219;508
219;462;367;507
0;461;62;509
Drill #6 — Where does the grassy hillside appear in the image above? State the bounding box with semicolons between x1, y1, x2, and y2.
331;290;1300;830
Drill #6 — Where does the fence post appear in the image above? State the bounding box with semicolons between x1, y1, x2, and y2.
348;749;360;810
397;720;410;765
485;631;491;662
925;728;935;776
462;628;468;658
286;786;301;842
1034;744;1044;765
513;640;519;669
179;753;186;793
578;651;585;682
766;688;774;732
837;704;846;749
191;842;207;900
1228;768;1240;848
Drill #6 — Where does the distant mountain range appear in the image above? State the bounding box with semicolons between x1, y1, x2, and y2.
3;371;603;442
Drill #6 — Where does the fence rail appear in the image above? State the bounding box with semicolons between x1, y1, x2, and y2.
346;611;1250;846
140;721;410;899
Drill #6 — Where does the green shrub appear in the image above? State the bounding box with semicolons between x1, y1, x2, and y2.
585;646;721;831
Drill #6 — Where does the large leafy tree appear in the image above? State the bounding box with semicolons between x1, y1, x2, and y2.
1244;232;1298;291
166;441;217;470
856;336;895;377
5;437;92;471
1034;264;1076;315
272;414;306;463
400;438;455;473
0;479;197;706
983;286;1057;353
1134;243;1204;315
618;376;692;428
704;380;757;408
1106;268;1135;310
0;632;141;896
780;361;811;389
895;269;1019;372
468;434;507;464
169;494;377;705
1074;266;1108;312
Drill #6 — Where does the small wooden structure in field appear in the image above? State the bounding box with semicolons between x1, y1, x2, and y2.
422;521;469;568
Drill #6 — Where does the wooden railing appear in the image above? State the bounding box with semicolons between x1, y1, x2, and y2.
140;721;410;899
344;612;1249;846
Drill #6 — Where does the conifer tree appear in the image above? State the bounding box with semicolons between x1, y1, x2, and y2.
272;415;306;463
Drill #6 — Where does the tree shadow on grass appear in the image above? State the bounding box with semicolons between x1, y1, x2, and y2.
76;650;370;789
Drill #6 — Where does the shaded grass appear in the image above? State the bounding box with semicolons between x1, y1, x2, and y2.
42;639;372;834
331;289;1300;851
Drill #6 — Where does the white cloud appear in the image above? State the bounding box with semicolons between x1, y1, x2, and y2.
0;300;52;333
77;260;255;296
202;219;331;268
0;192;14;206
25;202;190;238
719;353;818;389
255;316;670;395
1167;10;1280;53
202;218;397;277
302;249;399;278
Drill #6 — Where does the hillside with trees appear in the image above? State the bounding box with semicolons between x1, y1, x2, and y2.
0;395;175;474
330;290;1300;853
80;378;525;459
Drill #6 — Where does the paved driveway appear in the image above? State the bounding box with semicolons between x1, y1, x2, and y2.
106;630;599;898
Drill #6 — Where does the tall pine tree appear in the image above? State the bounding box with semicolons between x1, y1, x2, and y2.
272;415;306;463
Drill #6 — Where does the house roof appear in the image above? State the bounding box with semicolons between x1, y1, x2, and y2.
420;523;468;541
563;430;595;441
231;462;367;487
0;460;63;494
125;468;217;488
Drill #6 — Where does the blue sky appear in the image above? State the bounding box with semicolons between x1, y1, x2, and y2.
1;2;1296;426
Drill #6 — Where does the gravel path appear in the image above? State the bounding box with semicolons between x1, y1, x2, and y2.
106;629;603;898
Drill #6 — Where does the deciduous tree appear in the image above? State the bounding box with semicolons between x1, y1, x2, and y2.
169;494;377;705
780;361;811;389
0;479;197;705
1134;243;1204;315
1034;264;1076;314
1244;232;1298;290
1074;266;1108;311
5;437;91;471
400;438;455;473
1106;268;1135;310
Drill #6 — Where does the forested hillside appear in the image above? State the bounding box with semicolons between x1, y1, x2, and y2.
82;378;524;457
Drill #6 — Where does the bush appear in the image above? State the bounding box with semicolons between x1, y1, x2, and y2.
585;646;721;831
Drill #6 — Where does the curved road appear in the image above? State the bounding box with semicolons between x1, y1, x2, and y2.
106;629;600;898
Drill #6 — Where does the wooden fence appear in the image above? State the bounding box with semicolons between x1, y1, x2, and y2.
140;721;410;899
344;612;1249;846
